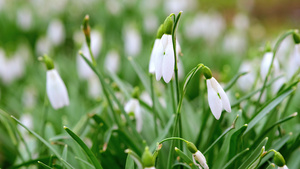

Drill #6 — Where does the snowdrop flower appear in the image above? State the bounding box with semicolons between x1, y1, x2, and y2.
187;142;209;169
42;55;69;110
123;24;142;57
87;74;102;99
260;51;279;80
47;19;65;46
77;31;102;79
35;36;52;55
105;50;120;73
149;38;161;74
16;7;33;31
287;42;300;78
124;98;142;132
222;31;247;54
206;75;231;120
237;61;256;91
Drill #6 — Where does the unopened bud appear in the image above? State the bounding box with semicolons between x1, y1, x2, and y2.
292;31;300;44
187;142;198;154
42;54;54;70
82;15;91;47
274;151;285;167
142;146;154;168
156;24;164;39
203;66;212;79
163;14;174;35
265;41;272;53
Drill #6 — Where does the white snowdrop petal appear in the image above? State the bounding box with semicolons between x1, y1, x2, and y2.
260;52;273;79
162;44;175;83
135;101;142;132
46;69;69;109
154;43;164;81
207;79;223;120
149;39;160;73
161;34;169;50
194;151;209;169
216;82;231;113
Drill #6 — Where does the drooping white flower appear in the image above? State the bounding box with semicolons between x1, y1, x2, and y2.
155;34;174;83
149;39;161;74
16;7;33;31
278;165;288;169
287;44;300;78
206;77;231;120
124;98;142;132
47;19;65;46
35;36;52;55
105;50;120;73
123;24;142;57
260;52;279;80
77;31;102;79
237;61;256;91
87;74;102;99
192;150;209;169
46;69;69;109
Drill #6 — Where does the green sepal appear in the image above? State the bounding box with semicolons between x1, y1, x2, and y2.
187;142;198;154
156;24;164;39
203;66;212;79
163;14;174;35
265;41;272;52
292;31;300;44
141;146;154;167
273;151;285;167
43;55;54;70
132;87;140;99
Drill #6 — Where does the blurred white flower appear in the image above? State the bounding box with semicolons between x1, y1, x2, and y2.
47;19;65;46
192;150;209;169
140;91;152;106
184;12;225;43
106;0;122;16
233;13;249;32
276;36;293;63
177;57;185;80
0;0;5;12
22;87;37;109
105;50;120;73
206;77;231;120
222;31;247;54
143;14;159;34
46;69;69;109
16;7;33;31
154;34;175;83
77;31;102;79
272;74;286;95
145;167;156;169
237;61;255;91
124;98;142;132
164;0;198;14
88;75;102;99
260;52;279;80
287;44;300;78
123;24;142;57
35;36;52;55
0;49;26;84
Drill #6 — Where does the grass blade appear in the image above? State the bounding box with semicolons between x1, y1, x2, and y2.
64;126;103;169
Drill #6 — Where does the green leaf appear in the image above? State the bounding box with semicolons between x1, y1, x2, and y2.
38;161;52;169
64;126;103;169
244;86;296;135
125;149;143;169
62;145;68;169
75;156;95;169
265;163;276;169
238;137;268;169
125;154;135;169
174;147;197;169
224;72;248;91
223;148;249;169
247;146;265;169
228;124;248;160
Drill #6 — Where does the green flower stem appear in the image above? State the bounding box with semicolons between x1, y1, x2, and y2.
167;64;203;169
88;45;97;66
39;93;49;156
150;74;158;137
79;52;144;150
159;137;188;144
255;30;296;112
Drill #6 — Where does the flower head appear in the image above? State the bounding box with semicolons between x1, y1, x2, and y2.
206;77;231;120
260;52;279;80
193;151;209;169
124;98;142;132
278;165;288;169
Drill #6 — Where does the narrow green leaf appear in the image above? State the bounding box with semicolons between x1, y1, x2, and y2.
174;147;197;169
247;146;265;169
238;137;268;169
38;161;52;169
244;87;295;135
125;149;143;169
62;145;68;165
125;154;135;169
265;163;276;169
223;148;249;169
224;72;248;91
60;158;75;169
204;115;239;154
172;162;192;169
75;156;95;169
64;126;103;169
228;124;248;160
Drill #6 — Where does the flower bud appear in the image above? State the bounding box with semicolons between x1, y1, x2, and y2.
265;41;272;53
163;14;174;35
142;146;155;168
82;15;91;47
156;24;164;39
187;141;198;154
203;66;212;79
292;31;300;44
132;87;140;99
274;151;285;167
